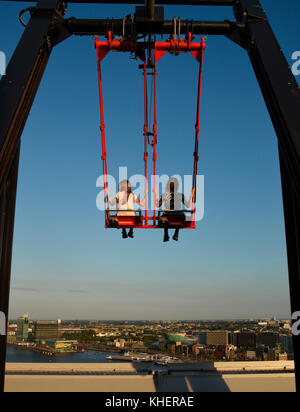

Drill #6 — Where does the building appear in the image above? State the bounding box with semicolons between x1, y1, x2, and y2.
34;321;59;341
278;353;288;361
268;345;282;361
206;331;230;346
16;314;29;342
256;346;268;361
198;332;207;345
230;332;238;347
45;340;79;353
114;339;126;348
181;344;190;355
280;336;294;354
256;333;280;348
59;326;82;335
165;333;189;343
236;333;256;348
246;351;257;360
192;344;204;355
167;343;176;354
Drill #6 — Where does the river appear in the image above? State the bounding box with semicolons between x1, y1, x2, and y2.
6;346;119;363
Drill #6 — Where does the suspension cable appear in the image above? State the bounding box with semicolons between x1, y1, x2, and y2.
96;40;109;225
192;38;205;225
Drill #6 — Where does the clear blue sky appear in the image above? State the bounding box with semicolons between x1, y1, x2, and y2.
1;0;299;320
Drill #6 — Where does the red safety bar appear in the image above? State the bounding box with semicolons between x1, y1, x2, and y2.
95;33;205;229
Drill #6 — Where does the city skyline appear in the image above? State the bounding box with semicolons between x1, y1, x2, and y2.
8;313;291;322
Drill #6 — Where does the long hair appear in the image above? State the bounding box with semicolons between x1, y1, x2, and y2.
166;177;179;193
119;180;132;201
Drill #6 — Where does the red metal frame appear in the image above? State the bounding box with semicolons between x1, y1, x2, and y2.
95;34;205;229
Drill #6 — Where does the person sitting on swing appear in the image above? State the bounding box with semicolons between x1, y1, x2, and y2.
105;180;146;239
155;178;195;242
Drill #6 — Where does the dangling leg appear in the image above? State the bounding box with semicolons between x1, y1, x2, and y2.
164;228;170;242
173;228;180;242
122;229;128;239
128;228;134;239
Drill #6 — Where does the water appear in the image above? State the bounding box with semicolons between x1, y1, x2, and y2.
6;346;119;363
6;346;167;372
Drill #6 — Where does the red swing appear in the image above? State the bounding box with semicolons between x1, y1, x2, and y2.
95;32;205;229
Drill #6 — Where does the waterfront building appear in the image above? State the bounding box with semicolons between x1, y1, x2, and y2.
16;314;29;342
34;321;59;340
114;339;126;348
59;326;82;335
45;340;79;353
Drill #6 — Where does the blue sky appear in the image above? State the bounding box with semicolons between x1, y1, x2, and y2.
1;0;299;320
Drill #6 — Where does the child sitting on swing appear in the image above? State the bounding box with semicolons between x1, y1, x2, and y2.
105;180;146;239
155;178;195;242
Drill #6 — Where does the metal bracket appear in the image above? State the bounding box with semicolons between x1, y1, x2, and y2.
19;4;66;27
225;20;251;50
18;4;69;49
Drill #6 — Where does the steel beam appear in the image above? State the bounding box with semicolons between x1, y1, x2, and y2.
144;0;155;20
65;18;245;36
0;146;20;393
2;0;236;5
228;0;300;392
0;0;66;393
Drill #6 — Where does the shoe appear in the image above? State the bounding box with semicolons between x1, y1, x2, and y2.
173;235;179;242
163;236;170;242
122;230;128;239
128;230;134;239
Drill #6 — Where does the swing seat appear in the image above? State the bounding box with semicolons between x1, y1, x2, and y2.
106;210;143;228
158;210;194;229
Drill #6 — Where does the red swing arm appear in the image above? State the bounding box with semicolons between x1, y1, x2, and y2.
95;33;205;229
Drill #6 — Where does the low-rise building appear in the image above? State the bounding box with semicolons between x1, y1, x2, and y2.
45;340;79;353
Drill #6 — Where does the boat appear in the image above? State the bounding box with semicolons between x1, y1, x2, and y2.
154;356;182;365
106;354;133;362
107;352;183;364
107;352;153;363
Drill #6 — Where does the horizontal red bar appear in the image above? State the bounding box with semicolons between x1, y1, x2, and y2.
105;226;196;229
95;39;205;54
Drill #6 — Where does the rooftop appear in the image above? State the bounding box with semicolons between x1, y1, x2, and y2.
5;361;296;392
